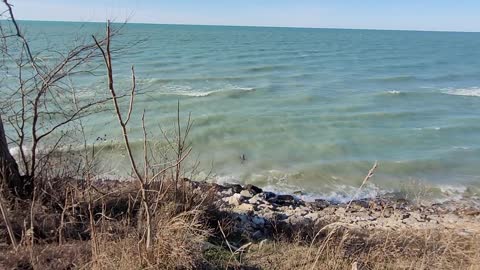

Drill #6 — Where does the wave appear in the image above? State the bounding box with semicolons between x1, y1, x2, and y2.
443;87;480;97
138;76;260;85
161;86;255;97
386;90;402;94
245;65;290;73
368;75;417;82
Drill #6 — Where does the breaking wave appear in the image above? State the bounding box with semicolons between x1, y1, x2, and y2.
161;86;255;97
443;87;480;97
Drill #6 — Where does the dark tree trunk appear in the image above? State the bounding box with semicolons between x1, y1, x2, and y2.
0;113;27;199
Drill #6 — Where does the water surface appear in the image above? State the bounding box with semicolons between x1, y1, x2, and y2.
8;22;480;200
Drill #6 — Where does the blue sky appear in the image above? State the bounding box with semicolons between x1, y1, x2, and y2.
13;0;480;32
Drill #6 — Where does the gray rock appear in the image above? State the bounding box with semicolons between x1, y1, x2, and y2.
235;213;249;223
308;199;330;210
262;192;277;200
252;230;264;240
287;215;309;226
245;184;263;195
221;189;233;196
252;216;265;226
248;195;264;204
268;194;296;206
257;204;276;211
294;206;309;216
240;190;254;198
228;184;243;193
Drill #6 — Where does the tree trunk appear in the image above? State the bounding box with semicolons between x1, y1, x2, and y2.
0;113;25;199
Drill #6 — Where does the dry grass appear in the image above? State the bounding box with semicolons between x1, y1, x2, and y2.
89;209;209;270
245;225;480;270
2;190;480;270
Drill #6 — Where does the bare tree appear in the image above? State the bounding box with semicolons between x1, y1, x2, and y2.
0;113;23;198
0;0;112;198
94;22;193;251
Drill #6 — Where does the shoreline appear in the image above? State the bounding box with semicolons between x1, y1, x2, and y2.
141;178;480;239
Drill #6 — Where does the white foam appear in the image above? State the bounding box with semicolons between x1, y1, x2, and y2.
439;185;468;194
164;86;255;97
387;90;401;94
436;185;470;202
443;87;480;97
214;174;241;185
413;126;441;131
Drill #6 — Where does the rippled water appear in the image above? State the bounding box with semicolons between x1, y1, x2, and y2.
8;21;480;200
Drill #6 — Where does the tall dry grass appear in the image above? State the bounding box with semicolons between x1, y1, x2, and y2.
89;209;209;270
245;225;480;270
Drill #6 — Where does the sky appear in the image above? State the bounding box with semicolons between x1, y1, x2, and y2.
11;0;480;32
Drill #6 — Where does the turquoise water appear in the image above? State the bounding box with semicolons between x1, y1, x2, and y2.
8;22;480;199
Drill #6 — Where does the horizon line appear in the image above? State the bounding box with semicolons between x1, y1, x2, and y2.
12;19;480;34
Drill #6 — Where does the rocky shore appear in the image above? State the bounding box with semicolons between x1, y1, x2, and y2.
189;180;480;241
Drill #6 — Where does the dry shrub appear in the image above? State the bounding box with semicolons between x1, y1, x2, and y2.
91;208;209;270
0;241;91;270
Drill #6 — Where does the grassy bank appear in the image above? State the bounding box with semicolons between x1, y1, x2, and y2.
1;178;479;270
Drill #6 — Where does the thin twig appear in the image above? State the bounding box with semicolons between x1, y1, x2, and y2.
346;161;378;211
0;193;17;250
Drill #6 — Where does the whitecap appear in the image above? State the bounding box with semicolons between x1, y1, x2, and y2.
443;87;480;97
413;127;441;131
387;90;401;94
439;185;468;194
162;86;255;97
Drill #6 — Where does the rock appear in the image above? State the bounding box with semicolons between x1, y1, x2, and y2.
278;194;295;201
287;215;310;226
224;193;243;206
252;216;265;227
305;212;320;220
257;204;276;211
236;203;255;212
221;189;233;196
262;192;276;200
245;184;263;195
348;200;370;211
252;230;264;240
308;199;330;210
294;206;309;216
323;207;337;215
382;207;394;218
227;184;243;194
240;190;254;198
248;195;263;205
233;193;244;200
235;213;249;223
227;196;241;206
268;194;295;206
